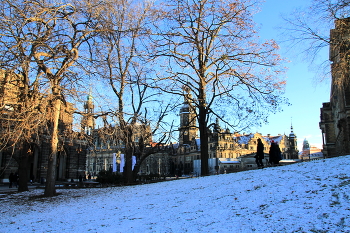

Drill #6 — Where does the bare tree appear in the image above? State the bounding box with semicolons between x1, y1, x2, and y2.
282;0;350;83
151;0;287;176
91;0;173;184
0;0;101;196
0;69;47;192
0;0;52;192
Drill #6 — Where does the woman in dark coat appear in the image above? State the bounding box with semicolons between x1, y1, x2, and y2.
269;141;281;165
255;138;265;168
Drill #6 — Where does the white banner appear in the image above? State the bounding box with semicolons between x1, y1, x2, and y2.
120;154;125;173
132;156;136;171
112;153;117;172
119;154;136;172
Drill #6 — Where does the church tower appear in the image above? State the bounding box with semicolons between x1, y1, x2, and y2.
179;92;197;145
287;124;299;159
81;92;95;135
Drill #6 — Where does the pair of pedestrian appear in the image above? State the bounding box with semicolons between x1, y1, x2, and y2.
255;138;282;168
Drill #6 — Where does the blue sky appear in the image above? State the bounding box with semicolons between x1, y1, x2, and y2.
254;0;331;150
92;0;330;152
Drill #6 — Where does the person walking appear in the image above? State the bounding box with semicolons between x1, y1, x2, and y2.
255;138;265;168
269;140;282;165
9;172;14;188
275;142;282;164
14;172;19;188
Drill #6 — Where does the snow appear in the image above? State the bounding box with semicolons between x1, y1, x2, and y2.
2;155;350;232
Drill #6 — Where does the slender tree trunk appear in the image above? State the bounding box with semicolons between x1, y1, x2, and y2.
44;95;61;197
124;149;133;184
132;155;147;180
123;125;134;184
17;144;30;192
198;105;209;176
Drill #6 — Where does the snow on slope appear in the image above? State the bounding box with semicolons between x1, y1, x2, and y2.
1;155;350;232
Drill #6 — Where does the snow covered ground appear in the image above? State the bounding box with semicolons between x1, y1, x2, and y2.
1;155;350;232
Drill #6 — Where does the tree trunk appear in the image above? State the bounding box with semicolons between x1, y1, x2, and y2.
44;96;61;197
132;152;150;181
122;124;134;184
123;146;134;184
199;105;209;176
17;144;30;192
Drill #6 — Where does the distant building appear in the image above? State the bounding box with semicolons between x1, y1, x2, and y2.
320;18;350;157
208;122;298;160
300;139;323;161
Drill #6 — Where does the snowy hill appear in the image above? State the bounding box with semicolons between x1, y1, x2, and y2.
1;155;350;232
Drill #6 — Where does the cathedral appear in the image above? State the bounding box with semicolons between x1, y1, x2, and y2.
320;18;350;157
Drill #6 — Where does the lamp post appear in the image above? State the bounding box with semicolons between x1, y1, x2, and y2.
309;151;311;161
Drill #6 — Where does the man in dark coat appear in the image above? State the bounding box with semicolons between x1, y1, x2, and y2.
255;138;265;168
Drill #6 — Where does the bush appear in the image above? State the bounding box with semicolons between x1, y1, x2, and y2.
96;170;122;185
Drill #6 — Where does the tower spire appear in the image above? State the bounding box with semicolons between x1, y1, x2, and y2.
81;89;95;135
287;118;298;159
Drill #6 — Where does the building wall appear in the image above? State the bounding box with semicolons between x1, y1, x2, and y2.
86;149;116;177
139;152;170;176
320;18;350;157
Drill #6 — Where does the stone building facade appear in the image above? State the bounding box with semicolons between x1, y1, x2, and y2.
0;70;87;183
83;94;154;177
207;122;298;160
320;18;350;157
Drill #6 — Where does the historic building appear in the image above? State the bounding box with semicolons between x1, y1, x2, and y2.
170;93;200;176
83;94;155;178
207;122;298;160
83;93;121;177
172;94;299;176
0;70;87;183
320;18;350;157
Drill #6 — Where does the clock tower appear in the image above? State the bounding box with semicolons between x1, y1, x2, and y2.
179;93;197;145
81;92;95;135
